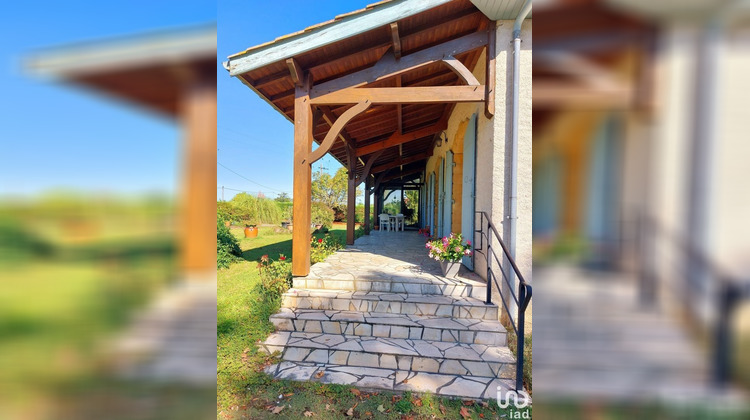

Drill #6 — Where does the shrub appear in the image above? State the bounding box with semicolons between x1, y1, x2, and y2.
226;193;282;225
331;205;346;223
310;234;342;263
311;202;334;229
257;254;292;302
217;216;241;269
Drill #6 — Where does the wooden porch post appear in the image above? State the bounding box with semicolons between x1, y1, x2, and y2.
180;82;216;279
292;75;313;276
346;171;356;245
364;177;371;234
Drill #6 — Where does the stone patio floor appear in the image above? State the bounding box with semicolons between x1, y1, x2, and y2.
261;230;520;400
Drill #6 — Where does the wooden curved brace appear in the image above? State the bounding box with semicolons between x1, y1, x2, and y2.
356;150;384;187
443;55;480;86
308;100;371;165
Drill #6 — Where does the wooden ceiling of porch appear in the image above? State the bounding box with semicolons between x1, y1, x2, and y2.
235;0;489;182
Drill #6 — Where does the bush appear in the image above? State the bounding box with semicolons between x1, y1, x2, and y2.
332;205;346;223
257;254;292;302
217;216;241;269
311;202;334;228
222;193;282;225
310;234;342;263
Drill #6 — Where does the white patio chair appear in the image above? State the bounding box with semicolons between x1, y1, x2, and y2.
395;213;405;231
378;213;392;232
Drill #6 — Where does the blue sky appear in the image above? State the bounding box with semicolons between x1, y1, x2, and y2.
0;1;214;198
218;0;373;201
0;1;373;200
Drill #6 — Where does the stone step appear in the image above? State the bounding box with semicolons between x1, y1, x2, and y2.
270;309;506;345
259;332;516;377
293;275;486;299
281;289;499;320
264;361;519;401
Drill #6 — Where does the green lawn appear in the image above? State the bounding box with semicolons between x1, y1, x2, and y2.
217;225;531;419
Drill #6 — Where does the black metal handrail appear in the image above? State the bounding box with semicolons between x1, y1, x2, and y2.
638;212;749;386
473;211;532;391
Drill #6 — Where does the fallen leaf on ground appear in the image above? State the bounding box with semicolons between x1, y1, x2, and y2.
479;414;485;418
377;404;386;413
315;371;325;378
271;405;285;414
463;400;475;406
402;378;409;384
351;388;361;397
284;393;294;397
303;411;314;417
439;404;446;415
346;402;359;417
459;406;471;419
365;412;372;416
413;398;423;407
481;401;489;408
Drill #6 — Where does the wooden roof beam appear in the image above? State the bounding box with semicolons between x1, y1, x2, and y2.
311;30;488;95
370;151;431;174
356;118;447;157
311;85;484;105
381;167;424;183
390;22;402;60
286;57;303;86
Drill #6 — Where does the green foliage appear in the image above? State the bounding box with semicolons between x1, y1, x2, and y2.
331;204;346;222
217;216;241;269
394;394;414;413
310;234;343;263
277;201;293;222
219;193;282;226
274;192;291;202
311;167;361;209
256;254;292;302
311;202;334;229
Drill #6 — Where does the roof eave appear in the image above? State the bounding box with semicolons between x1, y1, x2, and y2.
225;0;454;77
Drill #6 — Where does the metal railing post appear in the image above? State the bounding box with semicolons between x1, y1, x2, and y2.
515;285;526;391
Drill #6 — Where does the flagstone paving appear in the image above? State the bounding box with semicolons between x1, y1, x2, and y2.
261;230;520;400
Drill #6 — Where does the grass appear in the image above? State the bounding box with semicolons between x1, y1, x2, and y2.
217;225;532;419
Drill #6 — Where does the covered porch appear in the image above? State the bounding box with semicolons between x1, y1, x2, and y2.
225;0;499;277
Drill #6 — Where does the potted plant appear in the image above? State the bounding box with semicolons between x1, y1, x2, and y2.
425;232;472;278
244;223;259;238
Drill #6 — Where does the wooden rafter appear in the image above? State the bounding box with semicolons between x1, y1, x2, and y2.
396;75;402;135
311;30;488;95
381;167;423;183
370;151;431;175
286;57;303;86
310;85;484;105
355;119;447;157
485;24;496;119
308;100;371;164
390;22;402;59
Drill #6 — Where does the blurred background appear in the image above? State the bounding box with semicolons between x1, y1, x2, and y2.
532;0;750;418
0;2;216;419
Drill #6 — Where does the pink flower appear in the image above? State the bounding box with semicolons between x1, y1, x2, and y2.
467;240;471;246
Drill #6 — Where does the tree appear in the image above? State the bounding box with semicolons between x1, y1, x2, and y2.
312;167;361;209
274;192;291;202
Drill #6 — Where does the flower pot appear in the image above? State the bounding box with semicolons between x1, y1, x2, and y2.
281;221;289;229
244;226;259;238
439;260;461;278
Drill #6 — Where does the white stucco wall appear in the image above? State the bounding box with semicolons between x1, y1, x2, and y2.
423;19;532;311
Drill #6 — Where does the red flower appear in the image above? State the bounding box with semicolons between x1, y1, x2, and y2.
318;238;323;243
279;255;287;261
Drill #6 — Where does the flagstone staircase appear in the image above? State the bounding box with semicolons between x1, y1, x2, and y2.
259;232;518;400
